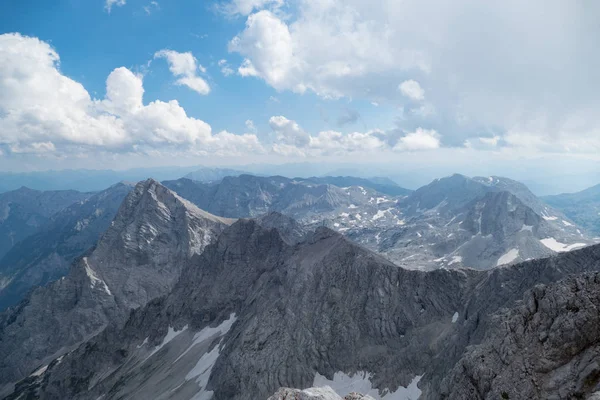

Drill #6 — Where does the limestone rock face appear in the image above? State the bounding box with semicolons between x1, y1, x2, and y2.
6;212;600;400
441;272;600;400
0;179;231;396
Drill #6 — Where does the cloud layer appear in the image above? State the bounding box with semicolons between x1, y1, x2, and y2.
227;0;600;154
0;33;259;157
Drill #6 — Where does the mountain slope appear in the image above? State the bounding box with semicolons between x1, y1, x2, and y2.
163;175;401;222
10;217;600;400
0;187;91;260
0;182;134;310
378;176;593;270
543;183;600;236
441;271;600;399
0;179;232;395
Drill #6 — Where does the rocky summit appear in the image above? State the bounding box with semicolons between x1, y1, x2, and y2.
0;179;232;397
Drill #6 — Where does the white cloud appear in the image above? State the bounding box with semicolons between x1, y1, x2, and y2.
229;11;299;90
399;80;424;101
0;33;261;158
217;0;283;17
227;1;600;152
105;0;126;12
394;128;440;151
269;115;310;147
154;49;210;95
269;116;390;156
218;59;235;77
245;119;257;133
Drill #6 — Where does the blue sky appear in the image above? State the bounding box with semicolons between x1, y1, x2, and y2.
0;0;393;142
0;0;599;186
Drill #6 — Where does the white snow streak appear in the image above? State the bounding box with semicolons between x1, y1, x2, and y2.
83;257;112;295
497;248;519;266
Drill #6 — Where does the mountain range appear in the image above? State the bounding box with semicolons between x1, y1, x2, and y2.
0;175;599;399
163;173;594;271
3;181;600;399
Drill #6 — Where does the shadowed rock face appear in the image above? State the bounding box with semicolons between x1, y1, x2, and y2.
8;207;600;400
441;272;600;400
0;182;134;310
0;179;232;396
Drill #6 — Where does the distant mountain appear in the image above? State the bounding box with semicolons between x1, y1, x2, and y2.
0;187;91;261
184;167;250;183
8;215;600;400
162;174;594;271
0;182;134;310
302;176;412;196
162;175;402;221
0;167;202;193
543;183;600;236
0;180;232;394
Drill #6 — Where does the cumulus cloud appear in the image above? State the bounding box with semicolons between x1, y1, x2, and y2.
228;0;600;153
399;80;424;102
154;49;210;95
394;128;441;151
105;0;126;12
269;115;310;147
0;33;261;157
268;115;439;156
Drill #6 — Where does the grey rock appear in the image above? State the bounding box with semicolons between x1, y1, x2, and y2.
10;215;600;400
0;179;232;396
441;272;600;400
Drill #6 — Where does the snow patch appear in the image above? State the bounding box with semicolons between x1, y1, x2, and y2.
145;325;188;361
452;312;459;323
175;313;237;363
314;371;423;400
372;210;386;221
448;256;462;266
30;364;48;377
540;238;586;253
497;248;519;266
184;314;237;400
520;224;533;232
543;215;558;221
348;204;358;209
83;257;112;295
562;220;574;227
